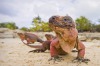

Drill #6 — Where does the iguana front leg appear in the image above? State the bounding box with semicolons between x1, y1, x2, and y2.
73;40;90;63
49;38;64;62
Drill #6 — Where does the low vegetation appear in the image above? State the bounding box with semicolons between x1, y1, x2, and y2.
0;16;100;32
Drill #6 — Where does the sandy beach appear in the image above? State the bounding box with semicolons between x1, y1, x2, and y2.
0;32;100;66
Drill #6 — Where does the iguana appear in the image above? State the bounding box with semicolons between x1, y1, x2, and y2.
17;33;55;52
48;15;90;62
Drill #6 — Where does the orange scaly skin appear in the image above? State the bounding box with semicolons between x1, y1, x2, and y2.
49;15;90;62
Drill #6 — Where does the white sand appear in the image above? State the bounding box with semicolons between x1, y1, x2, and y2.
0;38;100;66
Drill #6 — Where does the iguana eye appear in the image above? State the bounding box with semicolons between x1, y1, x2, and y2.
63;18;70;22
64;18;67;21
63;17;73;23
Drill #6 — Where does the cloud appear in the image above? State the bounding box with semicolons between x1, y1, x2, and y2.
0;1;18;16
0;0;100;28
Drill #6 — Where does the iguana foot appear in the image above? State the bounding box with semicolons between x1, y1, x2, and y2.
48;56;64;63
29;49;45;53
72;57;90;63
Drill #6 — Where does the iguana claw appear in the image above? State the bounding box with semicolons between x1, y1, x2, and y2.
48;56;64;63
29;49;45;53
72;57;90;63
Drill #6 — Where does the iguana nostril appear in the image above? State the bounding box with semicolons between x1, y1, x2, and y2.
49;16;57;23
52;17;55;20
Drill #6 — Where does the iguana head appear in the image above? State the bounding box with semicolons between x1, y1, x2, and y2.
17;33;25;40
45;34;55;40
49;15;75;29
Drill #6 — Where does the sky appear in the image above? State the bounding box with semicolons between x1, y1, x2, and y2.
0;0;100;28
